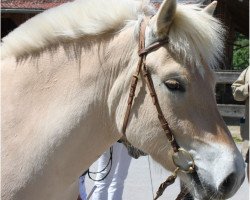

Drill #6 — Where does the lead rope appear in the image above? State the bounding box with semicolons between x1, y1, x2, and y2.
153;168;179;200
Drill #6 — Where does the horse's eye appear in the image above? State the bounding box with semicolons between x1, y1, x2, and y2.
164;80;184;91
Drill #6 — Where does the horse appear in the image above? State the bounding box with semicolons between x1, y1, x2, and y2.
1;0;245;199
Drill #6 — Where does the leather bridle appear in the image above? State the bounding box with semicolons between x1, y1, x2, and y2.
122;18;195;200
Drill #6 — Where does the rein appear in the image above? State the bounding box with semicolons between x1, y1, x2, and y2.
122;18;195;200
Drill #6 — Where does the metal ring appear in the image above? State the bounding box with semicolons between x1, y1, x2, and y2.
172;148;195;173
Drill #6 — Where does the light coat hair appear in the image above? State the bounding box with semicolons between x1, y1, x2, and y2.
1;0;245;200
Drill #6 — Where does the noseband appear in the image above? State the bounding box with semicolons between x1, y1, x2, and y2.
122;18;195;200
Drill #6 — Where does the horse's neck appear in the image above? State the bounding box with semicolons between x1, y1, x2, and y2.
2;26;136;200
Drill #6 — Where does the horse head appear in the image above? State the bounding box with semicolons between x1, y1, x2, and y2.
110;0;245;199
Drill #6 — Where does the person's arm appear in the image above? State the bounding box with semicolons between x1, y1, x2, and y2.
231;69;249;101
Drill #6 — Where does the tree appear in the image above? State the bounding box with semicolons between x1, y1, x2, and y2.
233;33;249;70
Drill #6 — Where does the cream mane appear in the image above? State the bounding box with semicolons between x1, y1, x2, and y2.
1;0;154;59
168;4;225;69
1;0;224;69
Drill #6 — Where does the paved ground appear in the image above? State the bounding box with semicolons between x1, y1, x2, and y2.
85;122;249;200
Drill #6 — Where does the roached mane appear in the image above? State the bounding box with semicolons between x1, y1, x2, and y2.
1;0;225;69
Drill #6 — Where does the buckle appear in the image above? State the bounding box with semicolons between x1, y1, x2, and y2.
172;148;195;173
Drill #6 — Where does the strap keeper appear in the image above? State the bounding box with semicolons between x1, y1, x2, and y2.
132;74;139;79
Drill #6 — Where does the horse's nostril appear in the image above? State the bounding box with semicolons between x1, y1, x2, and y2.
218;173;236;195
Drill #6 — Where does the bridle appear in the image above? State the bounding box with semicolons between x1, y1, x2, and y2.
122;18;195;200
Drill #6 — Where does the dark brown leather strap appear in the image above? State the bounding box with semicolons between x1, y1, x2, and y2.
153;174;177;200
122;18;179;152
122;18;166;135
141;66;179;152
121;56;144;134
138;38;169;56
121;19;148;135
121;18;184;200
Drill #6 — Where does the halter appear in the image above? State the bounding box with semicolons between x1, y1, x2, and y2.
122;18;195;200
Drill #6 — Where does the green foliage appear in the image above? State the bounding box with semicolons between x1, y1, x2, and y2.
233;33;249;70
233;135;242;143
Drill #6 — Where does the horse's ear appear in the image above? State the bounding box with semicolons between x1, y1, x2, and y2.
202;1;217;15
153;0;176;37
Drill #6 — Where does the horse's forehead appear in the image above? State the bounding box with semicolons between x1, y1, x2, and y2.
146;48;214;82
